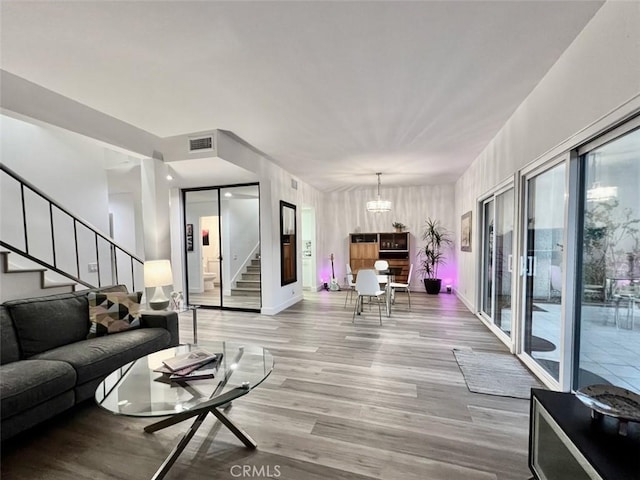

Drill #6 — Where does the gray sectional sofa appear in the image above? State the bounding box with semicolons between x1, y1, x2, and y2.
0;285;179;440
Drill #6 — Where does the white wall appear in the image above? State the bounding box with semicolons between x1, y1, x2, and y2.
0;113;114;285
322;184;457;291
455;1;640;309
1;114;111;231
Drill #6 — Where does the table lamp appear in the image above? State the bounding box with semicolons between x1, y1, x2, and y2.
144;259;173;310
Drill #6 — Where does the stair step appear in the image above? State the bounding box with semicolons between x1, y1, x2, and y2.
43;279;77;289
230;287;261;297
250;259;261;266
241;272;261;281
236;280;260;288
246;265;260;272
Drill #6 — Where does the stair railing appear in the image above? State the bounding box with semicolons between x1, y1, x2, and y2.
0;163;143;291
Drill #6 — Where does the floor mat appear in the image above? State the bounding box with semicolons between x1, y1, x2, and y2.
453;348;545;399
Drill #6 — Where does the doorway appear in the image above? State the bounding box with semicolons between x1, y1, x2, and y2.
301;207;317;290
183;184;261;311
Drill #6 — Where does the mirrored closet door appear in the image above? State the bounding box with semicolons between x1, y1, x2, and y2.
183;184;260;311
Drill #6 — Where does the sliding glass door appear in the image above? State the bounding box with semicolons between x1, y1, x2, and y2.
522;162;566;381
183;184;260;311
480;187;514;336
574;126;640;392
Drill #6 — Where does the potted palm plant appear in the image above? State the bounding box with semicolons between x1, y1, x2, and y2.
418;218;453;294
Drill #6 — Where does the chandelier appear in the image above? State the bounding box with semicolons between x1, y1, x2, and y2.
366;172;392;213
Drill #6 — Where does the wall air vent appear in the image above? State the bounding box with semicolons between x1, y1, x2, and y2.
189;135;214;153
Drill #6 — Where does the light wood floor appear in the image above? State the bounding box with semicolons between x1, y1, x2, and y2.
1;290;533;480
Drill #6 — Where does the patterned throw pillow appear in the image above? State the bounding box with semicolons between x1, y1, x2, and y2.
87;291;142;338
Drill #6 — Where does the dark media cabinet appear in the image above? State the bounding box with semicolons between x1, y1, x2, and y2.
529;388;639;480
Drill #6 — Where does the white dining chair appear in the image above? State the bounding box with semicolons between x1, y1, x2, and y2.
344;264;357;308
352;269;386;325
389;264;413;311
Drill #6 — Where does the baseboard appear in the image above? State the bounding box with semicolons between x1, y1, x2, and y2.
455;290;475;313
261;294;303;315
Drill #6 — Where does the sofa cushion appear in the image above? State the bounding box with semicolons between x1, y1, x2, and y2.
4;286;128;358
32;328;171;385
88;291;143;337
1;306;21;364
0;359;76;419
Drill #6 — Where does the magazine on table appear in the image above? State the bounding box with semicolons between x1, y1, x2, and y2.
169;357;222;381
161;349;217;372
153;353;224;384
154;360;209;376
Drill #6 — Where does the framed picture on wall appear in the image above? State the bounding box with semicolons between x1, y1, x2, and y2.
461;211;472;252
186;223;194;251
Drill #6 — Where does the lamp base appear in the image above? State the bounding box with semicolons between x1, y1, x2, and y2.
149;299;170;310
149;286;169;310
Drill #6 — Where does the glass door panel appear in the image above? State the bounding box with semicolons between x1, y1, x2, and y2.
575;127;640;392
523;163;566;381
494;188;514;334
480;188;514;336
184;189;221;307
481;199;495;318
220;185;261;309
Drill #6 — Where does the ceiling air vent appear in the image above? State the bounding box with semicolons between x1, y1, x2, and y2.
189;135;214;153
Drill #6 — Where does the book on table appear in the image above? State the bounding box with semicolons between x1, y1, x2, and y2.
169;360;220;381
154;353;224;384
162;349;217;372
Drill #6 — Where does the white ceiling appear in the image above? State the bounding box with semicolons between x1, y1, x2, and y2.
0;1;603;191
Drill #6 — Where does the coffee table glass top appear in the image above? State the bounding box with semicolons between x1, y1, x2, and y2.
96;342;273;417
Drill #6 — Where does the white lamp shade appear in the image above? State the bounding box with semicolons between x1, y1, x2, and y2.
144;260;173;288
366;199;392;213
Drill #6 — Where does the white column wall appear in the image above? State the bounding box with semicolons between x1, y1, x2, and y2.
455;1;640;309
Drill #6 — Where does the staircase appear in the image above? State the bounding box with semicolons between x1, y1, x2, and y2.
0;164;144;302
230;254;261;297
1;251;78;301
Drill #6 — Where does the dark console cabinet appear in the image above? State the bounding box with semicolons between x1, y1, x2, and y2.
529;389;639;480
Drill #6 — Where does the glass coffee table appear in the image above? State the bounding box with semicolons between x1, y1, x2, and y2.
95;342;274;480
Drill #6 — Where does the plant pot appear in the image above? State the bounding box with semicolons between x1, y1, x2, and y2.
395;227;403;233
423;278;442;294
